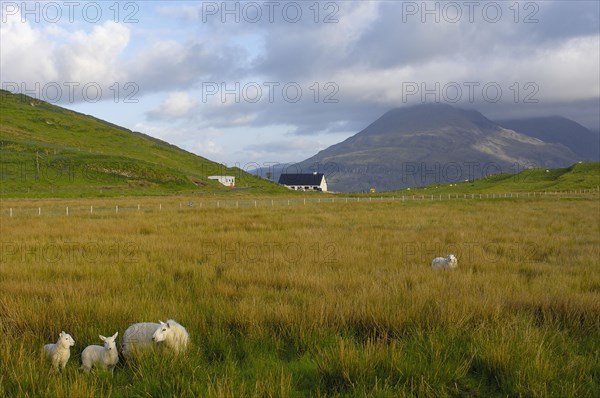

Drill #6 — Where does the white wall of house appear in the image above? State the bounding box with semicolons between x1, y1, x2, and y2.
208;175;235;187
319;176;328;192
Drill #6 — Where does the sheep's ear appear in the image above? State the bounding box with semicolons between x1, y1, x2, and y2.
99;335;106;341
166;322;171;328
159;320;165;325
112;332;118;339
60;331;65;336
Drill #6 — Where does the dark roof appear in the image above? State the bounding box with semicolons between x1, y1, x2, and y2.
278;173;325;186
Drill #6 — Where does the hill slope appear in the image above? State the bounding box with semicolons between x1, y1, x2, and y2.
496;116;600;161
0;90;283;197
382;161;599;195
295;104;580;192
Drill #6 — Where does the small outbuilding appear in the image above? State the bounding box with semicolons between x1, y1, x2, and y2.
208;175;235;187
278;172;327;192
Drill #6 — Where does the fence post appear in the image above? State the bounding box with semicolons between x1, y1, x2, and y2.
159;204;162;210
9;208;12;217
91;205;93;214
138;204;140;211
116;205;119;214
66;207;69;216
39;207;41;216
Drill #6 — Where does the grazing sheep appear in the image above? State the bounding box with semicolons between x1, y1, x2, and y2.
122;322;160;358
122;320;189;357
432;254;458;269
44;331;75;371
80;332;119;373
152;320;190;353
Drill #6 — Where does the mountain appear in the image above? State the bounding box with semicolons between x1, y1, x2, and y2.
0;90;283;197
294;104;580;192
495;116;600;161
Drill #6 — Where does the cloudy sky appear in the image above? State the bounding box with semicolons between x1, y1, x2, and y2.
1;1;599;168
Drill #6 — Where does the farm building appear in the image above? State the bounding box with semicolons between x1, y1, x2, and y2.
208;175;235;187
278;172;328;192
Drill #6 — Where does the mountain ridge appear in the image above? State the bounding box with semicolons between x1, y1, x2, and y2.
495;115;600;161
294;104;582;192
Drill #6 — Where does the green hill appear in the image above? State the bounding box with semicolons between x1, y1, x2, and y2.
381;161;600;196
0;90;285;198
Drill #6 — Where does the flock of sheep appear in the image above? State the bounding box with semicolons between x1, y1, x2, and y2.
44;320;189;372
44;255;457;372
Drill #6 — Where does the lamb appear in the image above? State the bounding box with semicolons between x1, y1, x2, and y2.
44;331;75;371
122;319;189;358
80;332;119;373
432;254;458;269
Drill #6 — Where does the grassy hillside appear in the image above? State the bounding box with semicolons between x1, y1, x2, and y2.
375;162;600;196
0;90;286;197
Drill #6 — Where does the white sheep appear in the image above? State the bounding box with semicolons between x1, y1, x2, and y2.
152;320;190;353
122;319;189;358
432;254;458;269
44;331;75;371
80;332;119;373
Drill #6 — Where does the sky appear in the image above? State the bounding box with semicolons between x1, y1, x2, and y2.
1;0;599;170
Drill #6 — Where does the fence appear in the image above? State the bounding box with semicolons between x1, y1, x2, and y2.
1;189;598;218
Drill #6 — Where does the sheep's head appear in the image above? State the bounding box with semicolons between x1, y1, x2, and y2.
152;321;170;343
100;332;118;351
59;331;75;347
447;254;458;268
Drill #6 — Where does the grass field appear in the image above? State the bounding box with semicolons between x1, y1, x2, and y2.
1;195;599;397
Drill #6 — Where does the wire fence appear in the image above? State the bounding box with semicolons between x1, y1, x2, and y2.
1;189;598;218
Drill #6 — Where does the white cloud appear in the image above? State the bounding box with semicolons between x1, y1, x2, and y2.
55;21;130;85
0;14;58;83
148;91;198;119
1;14;130;101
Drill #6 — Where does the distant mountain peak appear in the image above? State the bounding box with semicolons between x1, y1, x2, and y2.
360;103;499;138
295;105;582;192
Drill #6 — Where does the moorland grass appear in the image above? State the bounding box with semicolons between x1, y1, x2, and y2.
0;195;599;397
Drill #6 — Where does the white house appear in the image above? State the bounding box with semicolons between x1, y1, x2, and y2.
278;172;327;192
208;175;235;187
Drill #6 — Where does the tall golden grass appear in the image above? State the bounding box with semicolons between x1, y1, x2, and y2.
1;195;599;396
